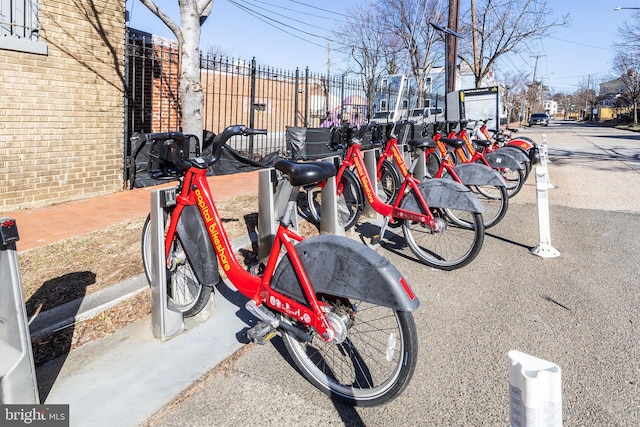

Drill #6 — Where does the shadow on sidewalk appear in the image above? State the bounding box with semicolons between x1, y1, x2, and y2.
28;271;95;401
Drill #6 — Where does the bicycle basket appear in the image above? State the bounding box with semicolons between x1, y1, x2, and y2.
131;132;199;187
286;126;342;160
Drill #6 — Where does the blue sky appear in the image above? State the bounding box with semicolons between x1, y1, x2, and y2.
126;0;638;94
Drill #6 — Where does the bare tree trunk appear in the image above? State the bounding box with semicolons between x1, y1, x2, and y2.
178;0;204;145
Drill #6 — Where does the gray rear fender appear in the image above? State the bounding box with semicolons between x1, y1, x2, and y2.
176;205;220;287
496;146;530;165
484;151;525;170
453;163;506;186
401;178;485;213
271;235;419;312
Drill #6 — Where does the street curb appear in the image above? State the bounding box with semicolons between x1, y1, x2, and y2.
28;233;256;338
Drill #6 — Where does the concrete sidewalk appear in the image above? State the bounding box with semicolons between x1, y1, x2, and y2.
3;170;262;253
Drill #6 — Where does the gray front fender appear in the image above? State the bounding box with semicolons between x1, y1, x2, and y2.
271;235;419;312
484;151;525;170
452;163;506;187
176;205;220;287
401;178;484;213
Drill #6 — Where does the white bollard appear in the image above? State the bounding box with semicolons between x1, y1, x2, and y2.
531;166;560;258
509;350;562;427
540;135;554;189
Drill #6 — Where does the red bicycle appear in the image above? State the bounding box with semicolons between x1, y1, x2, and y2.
445;120;526;198
307;124;485;271
139;125;419;406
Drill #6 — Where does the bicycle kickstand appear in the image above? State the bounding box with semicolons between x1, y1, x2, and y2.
371;216;390;246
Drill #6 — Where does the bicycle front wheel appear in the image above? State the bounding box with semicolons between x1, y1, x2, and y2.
306;168;363;231
141;213;212;317
402;208;485;270
281;299;418;407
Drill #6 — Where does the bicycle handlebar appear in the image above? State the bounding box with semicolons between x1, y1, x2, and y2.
201;125;267;169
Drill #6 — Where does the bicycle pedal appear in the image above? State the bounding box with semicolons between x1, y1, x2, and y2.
248;263;266;275
246;321;277;345
371;235;381;245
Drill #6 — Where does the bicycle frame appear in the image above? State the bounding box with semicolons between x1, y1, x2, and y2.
166;166;334;340
339;140;437;227
448;126;491;167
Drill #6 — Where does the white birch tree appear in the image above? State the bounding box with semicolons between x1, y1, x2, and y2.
139;0;214;140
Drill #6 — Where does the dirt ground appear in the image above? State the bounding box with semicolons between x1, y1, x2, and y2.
19;193;318;366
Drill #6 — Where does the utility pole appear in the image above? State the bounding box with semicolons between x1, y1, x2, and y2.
447;0;459;95
529;54;545;115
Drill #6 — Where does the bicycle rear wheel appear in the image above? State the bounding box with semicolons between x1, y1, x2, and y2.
501;167;526;198
281;298;418;407
402;208;485;270
377;158;401;203
306;168;363;231
141;213;212;317
447;184;509;229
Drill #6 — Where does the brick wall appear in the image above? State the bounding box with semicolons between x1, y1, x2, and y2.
0;0;126;213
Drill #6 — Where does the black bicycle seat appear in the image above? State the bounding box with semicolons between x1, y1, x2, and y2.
275;159;336;186
438;137;465;149
406;137;437;150
473;138;492;147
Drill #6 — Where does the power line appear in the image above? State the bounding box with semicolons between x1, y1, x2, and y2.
235;0;343;32
243;0;347;22
288;0;351;18
226;0;356;52
547;36;610;51
227;0;330;48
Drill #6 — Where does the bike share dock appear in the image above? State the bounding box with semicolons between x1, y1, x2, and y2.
28;160;345;425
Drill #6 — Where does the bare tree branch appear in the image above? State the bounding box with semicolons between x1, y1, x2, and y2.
459;0;569;88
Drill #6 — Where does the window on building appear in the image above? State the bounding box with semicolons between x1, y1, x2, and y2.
401;99;408;109
380;99;388;111
0;0;47;54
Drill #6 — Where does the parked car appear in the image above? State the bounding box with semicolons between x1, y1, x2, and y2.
529;113;549;126
408;107;444;125
370;111;396;124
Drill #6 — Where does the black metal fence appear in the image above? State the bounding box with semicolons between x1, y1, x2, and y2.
124;30;367;184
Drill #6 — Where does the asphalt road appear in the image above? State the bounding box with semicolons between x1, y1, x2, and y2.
146;121;640;427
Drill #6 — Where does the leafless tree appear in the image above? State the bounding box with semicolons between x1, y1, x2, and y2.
333;4;388;119
139;0;214;140
460;0;568;88
203;43;231;59
613;52;640;125
499;70;530;123
613;13;640;125
378;0;447;105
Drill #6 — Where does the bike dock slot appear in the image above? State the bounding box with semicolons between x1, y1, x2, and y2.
0;218;40;404
318;156;345;236
150;188;185;341
362;149;382;221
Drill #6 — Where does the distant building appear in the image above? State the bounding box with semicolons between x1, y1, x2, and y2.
544;100;558;117
598;77;632;121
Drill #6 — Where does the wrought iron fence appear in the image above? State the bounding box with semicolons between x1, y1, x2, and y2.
124;29;368;185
